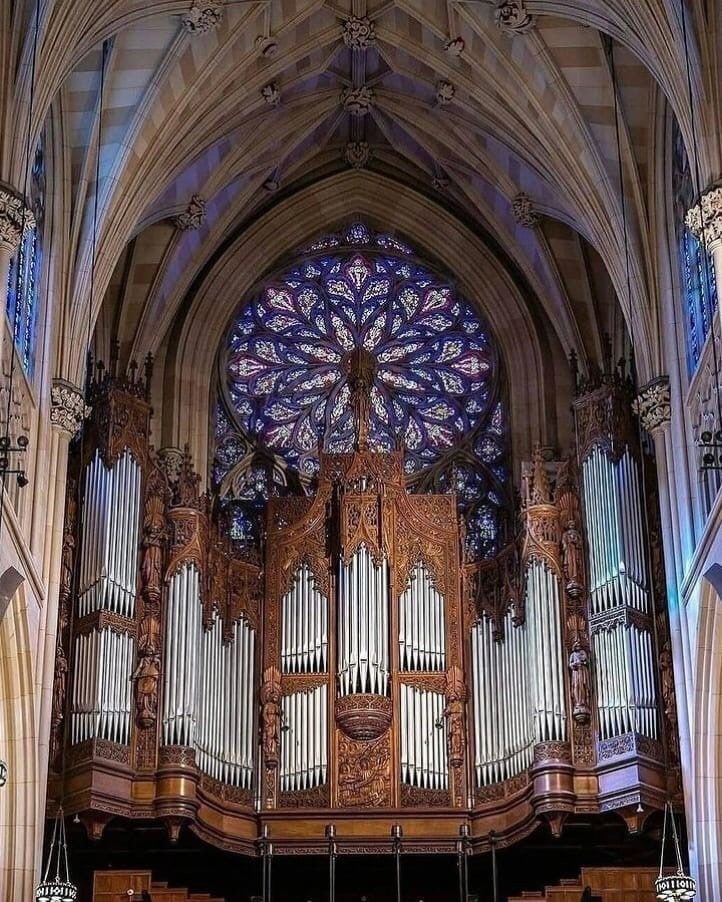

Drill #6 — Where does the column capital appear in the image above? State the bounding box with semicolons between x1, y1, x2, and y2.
0;184;35;255
685;182;722;249
50;380;90;438
633;376;671;434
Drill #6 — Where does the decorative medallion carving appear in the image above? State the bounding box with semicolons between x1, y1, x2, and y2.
337;732;392;807
345;141;371;169
444;37;465;57
342;15;375;49
494;0;535;33
181;1;223;33
511;192;540;227
174;194;206;230
341;85;374;116
262;83;281;107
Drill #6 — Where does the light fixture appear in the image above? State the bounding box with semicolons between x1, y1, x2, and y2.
34;809;78;902
655;802;696;901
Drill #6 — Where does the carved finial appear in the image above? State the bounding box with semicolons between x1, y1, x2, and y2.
174;194;206;230
341;85;374;116
436;81;455;106
342;15;376;49
512;192;540;227
181;1;223;34
346;347;376;450
345;141;371;169
261;83;281;108
494;1;535;34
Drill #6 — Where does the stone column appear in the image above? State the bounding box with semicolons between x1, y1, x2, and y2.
685;183;722;328
33;381;88;883
0;185;35;304
635;377;696;858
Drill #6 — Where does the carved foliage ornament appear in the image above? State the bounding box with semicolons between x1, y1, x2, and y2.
494;0;535;34
342;15;375;49
175;194;206;230
685;183;722;248
181;1;223;34
345;141;371;169
436;81;455;106
262;83;281;107
633;376;671;434
51;380;90;438
512;192;540;227
341;85;374;116
0;185;35;251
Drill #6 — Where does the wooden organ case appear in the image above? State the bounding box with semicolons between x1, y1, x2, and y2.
262;444;467;829
48;358;682;858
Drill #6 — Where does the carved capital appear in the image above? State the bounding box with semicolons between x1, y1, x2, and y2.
345;141;371;170
174;194;206;230
342;15;375;49
512;192;540;227
51;380;90;437
495;1;535;34
341;85;374;116
181;1;223;33
0;185;35;253
633;376;671;434
685;183;722;249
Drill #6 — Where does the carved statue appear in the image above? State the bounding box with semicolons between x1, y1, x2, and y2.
444;665;466;766
260;667;282;767
659;643;677;727
49;643;69;765
569;641;591;724
132;654;161;728
561;519;584;596
140;476;166;604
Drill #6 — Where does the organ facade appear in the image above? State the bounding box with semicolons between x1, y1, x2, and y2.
47;351;680;856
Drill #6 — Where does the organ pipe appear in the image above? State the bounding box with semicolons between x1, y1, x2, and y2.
281;564;328;673
400;685;448;789
470;612;534;786
162;563;203;747
280;685;328;792
78;449;142;618
593;624;657;740
525;559;567;742
70;628;133;745
399;563;446;672
337;545;389;695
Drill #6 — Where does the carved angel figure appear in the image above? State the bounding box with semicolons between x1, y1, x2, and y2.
561;519;583;589
260;667;282;767
132;654;161;728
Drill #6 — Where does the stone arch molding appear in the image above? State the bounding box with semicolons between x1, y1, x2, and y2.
161;171;567;483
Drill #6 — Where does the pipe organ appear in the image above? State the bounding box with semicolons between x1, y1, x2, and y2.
48;359;680;856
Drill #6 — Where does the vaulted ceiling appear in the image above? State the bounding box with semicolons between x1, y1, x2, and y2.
2;0;721;390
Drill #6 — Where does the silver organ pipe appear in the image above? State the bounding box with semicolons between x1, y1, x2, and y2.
337;545;389;695
281;564;328;673
162;563;203;747
471;612;534;786
399;562;446;672
70;628;133;745
593;624;658;740
582;447;648;614
196;616;256;788
400;685;448;790
280;685;328;792
524;559;567;743
78;449;142;618
582;446;658;740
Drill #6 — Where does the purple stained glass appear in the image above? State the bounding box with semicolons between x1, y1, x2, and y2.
217;224;509;559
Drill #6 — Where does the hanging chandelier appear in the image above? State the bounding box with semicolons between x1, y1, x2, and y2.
655;802;696;901
34;810;78;902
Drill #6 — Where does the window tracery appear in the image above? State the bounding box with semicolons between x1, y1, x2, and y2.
6;138;44;375
215;223;510;559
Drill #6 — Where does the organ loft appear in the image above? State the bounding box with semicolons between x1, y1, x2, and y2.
47;226;680;881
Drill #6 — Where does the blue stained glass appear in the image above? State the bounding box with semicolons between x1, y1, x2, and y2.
216;224;510;559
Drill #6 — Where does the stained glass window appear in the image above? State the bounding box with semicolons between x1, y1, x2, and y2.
672;120;718;375
215;223;510;560
6;138;44;376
